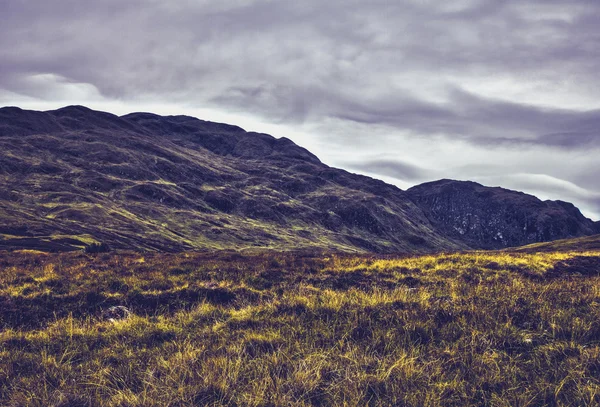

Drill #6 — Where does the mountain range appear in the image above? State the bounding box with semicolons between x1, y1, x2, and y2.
0;105;598;253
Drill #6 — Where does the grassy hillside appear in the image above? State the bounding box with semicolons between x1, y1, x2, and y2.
3;106;597;254
510;234;600;253
0;106;460;254
2;248;600;406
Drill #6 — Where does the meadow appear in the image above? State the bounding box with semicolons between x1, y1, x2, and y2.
1;247;600;406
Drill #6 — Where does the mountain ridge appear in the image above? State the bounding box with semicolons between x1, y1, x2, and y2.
407;179;599;249
0;105;596;252
0;105;457;253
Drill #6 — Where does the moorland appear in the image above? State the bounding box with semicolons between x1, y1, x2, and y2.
1;236;600;406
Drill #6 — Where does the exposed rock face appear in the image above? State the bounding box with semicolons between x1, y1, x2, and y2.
407;179;599;249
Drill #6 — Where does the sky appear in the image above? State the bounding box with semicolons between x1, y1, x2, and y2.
1;0;599;220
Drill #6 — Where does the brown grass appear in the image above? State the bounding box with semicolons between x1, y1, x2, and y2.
1;249;600;406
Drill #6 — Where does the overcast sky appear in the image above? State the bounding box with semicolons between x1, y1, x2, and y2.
1;0;599;220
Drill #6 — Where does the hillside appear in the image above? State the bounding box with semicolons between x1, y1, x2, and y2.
509;234;600;253
1;105;598;253
408;179;599;250
0;106;459;253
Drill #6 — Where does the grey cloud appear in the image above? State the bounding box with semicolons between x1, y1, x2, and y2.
539;131;600;148
1;0;596;97
308;87;600;149
212;81;600;150
344;159;432;182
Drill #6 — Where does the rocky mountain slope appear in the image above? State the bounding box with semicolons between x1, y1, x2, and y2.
0;106;461;253
407;179;599;249
0;105;597;253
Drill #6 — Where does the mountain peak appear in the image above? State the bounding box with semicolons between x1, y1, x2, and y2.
407;179;596;249
123;111;247;135
0;106;24;113
409;179;483;190
49;105;95;114
44;105;144;133
0;106;64;137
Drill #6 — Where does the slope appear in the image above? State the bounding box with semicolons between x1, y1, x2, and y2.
0;106;460;253
407;179;598;250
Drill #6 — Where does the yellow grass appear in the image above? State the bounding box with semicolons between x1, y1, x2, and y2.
1;249;599;406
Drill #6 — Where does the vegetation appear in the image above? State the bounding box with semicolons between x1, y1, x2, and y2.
0;105;462;254
1;246;600;406
511;234;600;253
84;243;111;254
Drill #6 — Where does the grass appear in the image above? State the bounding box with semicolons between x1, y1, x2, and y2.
511;235;600;253
1;249;600;406
0;119;465;254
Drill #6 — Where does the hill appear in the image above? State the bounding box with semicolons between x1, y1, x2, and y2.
0;106;460;253
408;179;599;250
509;234;600;253
1;105;597;253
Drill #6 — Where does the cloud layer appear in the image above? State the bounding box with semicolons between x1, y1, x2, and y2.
1;0;599;219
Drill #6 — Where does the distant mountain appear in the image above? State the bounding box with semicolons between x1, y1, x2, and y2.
407;179;599;249
0;106;596;253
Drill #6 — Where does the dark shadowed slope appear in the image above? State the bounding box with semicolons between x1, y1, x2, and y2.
407;179;598;250
0;106;460;253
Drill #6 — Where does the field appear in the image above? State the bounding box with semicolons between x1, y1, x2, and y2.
1;247;600;406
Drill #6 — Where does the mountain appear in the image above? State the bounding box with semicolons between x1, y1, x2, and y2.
0;106;461;253
0;105;597;253
407;179;599;249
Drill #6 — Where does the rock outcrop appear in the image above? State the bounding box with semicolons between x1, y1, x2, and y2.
407;179;598;249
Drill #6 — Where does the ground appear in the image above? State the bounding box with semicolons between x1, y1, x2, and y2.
1;247;600;406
